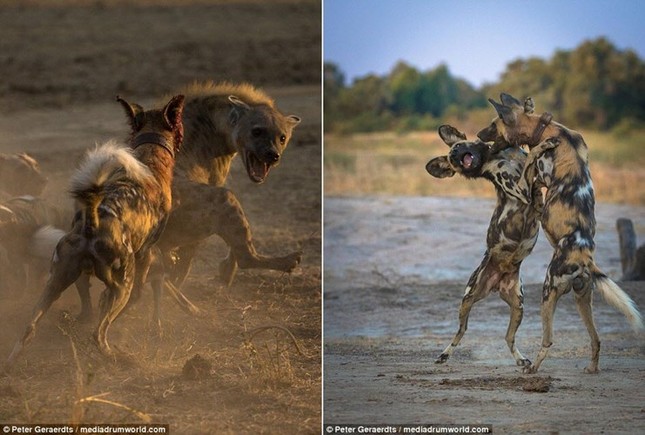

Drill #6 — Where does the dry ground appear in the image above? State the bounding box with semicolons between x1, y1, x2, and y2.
324;196;645;434
0;1;321;434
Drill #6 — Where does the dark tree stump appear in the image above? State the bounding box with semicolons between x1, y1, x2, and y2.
616;218;645;281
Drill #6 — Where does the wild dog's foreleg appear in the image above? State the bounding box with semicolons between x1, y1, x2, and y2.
436;262;493;364
516;138;560;204
6;236;83;369
75;273;93;322
499;274;530;367
572;271;600;373
95;254;135;358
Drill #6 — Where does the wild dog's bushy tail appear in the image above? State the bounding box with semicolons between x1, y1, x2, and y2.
592;267;643;331
69;141;153;234
31;225;66;261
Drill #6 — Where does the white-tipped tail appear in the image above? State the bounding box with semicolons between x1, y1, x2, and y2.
69;140;153;196
595;275;643;331
31;225;66;261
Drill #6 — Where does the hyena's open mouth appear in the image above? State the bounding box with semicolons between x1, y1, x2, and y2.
244;150;272;183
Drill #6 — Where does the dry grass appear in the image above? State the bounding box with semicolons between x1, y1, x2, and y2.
324;129;645;205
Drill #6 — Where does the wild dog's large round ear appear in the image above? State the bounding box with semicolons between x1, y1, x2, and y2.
488;98;516;126
524;97;535;114
438;124;467;146
163;95;185;148
228;95;251;125
116;95;144;131
163;94;185;130
426;156;455;178
500;93;523;108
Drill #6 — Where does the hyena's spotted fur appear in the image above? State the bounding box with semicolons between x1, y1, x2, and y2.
159;82;303;291
478;93;643;374
426;125;555;366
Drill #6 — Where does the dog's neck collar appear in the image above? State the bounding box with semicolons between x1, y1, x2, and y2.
132;132;175;157
529;112;553;147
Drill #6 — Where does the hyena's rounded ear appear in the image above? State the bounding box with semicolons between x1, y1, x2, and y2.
116;95;144;131
287;115;301;128
523;97;535;114
426;156;455;178
488;98;516;126
438;124;467;146
228;95;251;125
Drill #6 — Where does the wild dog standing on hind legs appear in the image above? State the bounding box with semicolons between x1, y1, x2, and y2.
427;125;556;367
478;93;643;374
4;95;185;370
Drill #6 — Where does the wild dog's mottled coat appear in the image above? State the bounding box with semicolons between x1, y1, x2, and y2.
478;93;643;374
427;125;554;366
5;95;185;369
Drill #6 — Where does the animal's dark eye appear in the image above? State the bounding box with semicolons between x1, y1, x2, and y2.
251;127;263;137
279;135;287;144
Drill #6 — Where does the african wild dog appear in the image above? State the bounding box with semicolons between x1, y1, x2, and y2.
73;82;303;327
0;152;48;200
5;95;185;369
478;93;643;373
427;125;555;366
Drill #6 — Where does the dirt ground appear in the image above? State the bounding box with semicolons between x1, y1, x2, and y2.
0;1;321;434
324;197;645;434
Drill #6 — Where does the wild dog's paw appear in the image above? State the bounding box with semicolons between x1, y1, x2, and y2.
522;364;539;374
435;353;449;364
517;358;532;367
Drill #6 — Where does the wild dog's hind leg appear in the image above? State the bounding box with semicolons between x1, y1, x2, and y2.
436;262;494;364
499;274;530;367
6;235;84;369
94;254;135;358
572;271;600;373
75;273;93;322
524;253;568;374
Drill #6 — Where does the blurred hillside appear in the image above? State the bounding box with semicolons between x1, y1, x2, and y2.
324;37;645;134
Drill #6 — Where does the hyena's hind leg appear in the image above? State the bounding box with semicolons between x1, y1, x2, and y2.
169;186;301;288
435;262;494;364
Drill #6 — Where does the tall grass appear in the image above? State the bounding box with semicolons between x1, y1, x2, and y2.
324;128;645;205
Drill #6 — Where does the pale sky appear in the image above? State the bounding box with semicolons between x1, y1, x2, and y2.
324;0;645;87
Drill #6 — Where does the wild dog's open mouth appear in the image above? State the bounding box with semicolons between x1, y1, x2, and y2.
462;153;474;169
245;151;271;183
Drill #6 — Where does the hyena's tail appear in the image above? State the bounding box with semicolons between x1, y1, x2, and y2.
592;267;643;332
69;140;153;234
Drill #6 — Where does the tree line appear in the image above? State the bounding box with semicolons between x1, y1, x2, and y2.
324;37;645;133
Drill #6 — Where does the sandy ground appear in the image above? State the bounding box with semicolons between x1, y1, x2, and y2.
0;1;321;434
324;196;645;434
